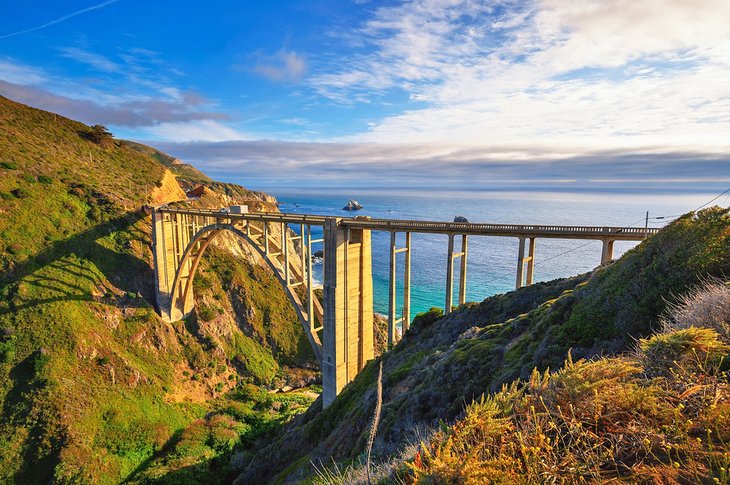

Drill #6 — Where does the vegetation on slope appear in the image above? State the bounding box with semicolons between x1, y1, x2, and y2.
123;140;211;184
236;207;730;483
0;96;318;483
403;280;730;484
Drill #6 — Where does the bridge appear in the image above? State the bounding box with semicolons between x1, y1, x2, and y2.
151;207;659;407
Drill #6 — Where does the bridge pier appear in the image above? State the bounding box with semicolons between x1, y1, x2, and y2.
601;238;615;264
516;236;536;289
445;234;468;314
322;218;374;407
387;231;412;346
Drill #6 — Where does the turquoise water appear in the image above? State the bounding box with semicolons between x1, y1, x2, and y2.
266;187;719;319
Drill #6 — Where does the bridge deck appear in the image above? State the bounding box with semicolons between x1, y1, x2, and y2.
158;207;658;241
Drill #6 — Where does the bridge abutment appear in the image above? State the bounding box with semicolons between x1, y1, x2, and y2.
152;209;193;322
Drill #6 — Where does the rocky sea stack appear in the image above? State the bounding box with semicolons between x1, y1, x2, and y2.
342;199;363;211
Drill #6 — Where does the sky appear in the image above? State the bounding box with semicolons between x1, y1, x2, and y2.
1;0;729;190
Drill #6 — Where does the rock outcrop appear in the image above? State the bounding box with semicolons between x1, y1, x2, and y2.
342;199;363;211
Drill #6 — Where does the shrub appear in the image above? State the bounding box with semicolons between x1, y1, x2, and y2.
0;334;16;363
410;307;444;331
37;175;53;184
7;244;23;255
662;279;730;342
0;161;18;170
33;350;51;375
639;327;728;377
11;188;31;199
198;304;217;322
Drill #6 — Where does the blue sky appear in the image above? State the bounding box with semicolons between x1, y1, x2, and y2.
1;0;729;190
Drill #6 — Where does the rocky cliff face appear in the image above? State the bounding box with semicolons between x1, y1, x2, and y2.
150;169;187;205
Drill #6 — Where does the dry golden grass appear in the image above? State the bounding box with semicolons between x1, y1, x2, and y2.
409;334;729;484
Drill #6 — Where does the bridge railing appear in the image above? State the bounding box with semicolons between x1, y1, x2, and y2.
340;217;660;239
157;207;328;225
157;207;660;239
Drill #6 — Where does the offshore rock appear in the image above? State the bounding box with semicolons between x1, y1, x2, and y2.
453;215;469;223
342;199;363;211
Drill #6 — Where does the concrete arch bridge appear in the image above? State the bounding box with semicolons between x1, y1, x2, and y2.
151;207;658;407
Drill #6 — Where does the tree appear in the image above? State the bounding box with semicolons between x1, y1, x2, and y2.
89;124;114;147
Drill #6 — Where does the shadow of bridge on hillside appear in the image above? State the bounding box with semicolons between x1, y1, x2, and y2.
0;210;156;316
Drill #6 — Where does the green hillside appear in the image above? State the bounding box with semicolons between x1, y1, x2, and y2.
237;207;730;483
0;96;317;483
123;140;212;184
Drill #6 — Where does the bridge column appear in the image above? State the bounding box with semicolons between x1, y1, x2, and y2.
515;236;526;289
388;231;397;347
445;234;455;314
402;232;411;333
601;238;615;265
322;218;374;408
526;237;536;286
459;235;468;306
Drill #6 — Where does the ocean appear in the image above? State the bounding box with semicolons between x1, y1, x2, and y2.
261;187;722;319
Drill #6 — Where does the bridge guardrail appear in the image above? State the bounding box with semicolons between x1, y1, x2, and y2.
156;207;660;240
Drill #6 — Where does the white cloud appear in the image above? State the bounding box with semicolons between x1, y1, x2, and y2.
58;47;120;72
0;59;45;85
311;0;730;156
151;138;730;187
252;50;307;82
141;120;248;142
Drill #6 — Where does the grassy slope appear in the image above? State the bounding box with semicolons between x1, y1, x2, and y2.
408;325;730;483
237;207;730;483
0;96;316;483
123;140;212;183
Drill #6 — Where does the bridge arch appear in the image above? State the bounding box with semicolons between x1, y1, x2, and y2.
162;220;323;363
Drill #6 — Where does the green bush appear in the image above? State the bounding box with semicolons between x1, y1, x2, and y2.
0;334;15;363
11;188;31;199
0;161;18;169
198;304;217;322
33;351;51;375
37;175;53;184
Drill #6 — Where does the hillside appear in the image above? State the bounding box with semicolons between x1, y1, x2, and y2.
0;96;318;483
236;207;730;483
123;140;212;184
